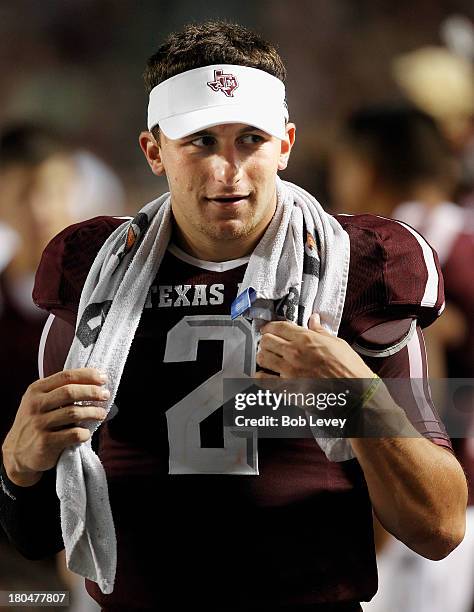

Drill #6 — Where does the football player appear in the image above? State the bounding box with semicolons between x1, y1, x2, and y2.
0;22;467;612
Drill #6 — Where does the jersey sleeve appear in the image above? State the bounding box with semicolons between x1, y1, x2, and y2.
38;314;76;378
336;214;445;344
0;462;64;560
357;321;453;452
32;215;129;326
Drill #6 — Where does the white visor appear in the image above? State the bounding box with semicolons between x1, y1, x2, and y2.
147;64;289;140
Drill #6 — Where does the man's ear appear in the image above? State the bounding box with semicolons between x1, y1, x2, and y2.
278;122;296;171
139;130;165;176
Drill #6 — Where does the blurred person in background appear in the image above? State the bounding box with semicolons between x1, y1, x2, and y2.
0;122;126;445
0;123;125;611
329;104;474;612
392;20;474;206
0;124;69;445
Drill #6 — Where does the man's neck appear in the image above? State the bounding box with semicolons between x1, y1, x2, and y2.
171;201;277;262
171;226;261;262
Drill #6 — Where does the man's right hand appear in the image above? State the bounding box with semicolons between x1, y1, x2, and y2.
1;368;109;487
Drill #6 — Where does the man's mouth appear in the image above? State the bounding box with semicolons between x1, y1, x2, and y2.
206;194;250;205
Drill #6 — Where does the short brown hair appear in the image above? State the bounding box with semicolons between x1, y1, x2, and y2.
144;20;286;94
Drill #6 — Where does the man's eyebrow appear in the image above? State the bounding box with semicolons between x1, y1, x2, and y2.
184;125;265;138
237;125;265;134
184;129;213;138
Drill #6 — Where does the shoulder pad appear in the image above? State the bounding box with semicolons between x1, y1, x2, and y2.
33;215;130;324
335;213;445;343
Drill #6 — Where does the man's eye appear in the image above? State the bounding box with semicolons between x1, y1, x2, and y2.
190;135;216;147
240;134;265;145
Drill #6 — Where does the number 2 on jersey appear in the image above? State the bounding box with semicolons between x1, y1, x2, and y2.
164;315;259;475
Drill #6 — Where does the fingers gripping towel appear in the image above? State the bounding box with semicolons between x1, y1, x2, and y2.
56;177;351;594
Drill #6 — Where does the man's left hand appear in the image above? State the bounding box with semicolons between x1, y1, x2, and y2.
256;314;374;379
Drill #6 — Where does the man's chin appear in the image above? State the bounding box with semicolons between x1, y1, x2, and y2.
204;219;252;241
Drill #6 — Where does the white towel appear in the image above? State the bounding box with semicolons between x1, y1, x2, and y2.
56;176;352;595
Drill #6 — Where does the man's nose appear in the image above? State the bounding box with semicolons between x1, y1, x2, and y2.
212;148;242;184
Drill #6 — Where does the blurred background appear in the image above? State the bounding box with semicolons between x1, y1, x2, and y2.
0;0;472;206
0;1;473;610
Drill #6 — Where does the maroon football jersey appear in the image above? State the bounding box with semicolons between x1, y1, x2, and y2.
32;213;451;611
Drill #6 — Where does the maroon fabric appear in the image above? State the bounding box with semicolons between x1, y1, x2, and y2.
41;316;75;376
32;216;124;327
355;318;413;348
335;214;444;342
34;214;451;611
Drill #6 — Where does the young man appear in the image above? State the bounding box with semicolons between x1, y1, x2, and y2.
0;22;467;612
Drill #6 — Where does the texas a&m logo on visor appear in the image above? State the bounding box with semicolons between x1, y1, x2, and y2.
207;69;239;97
